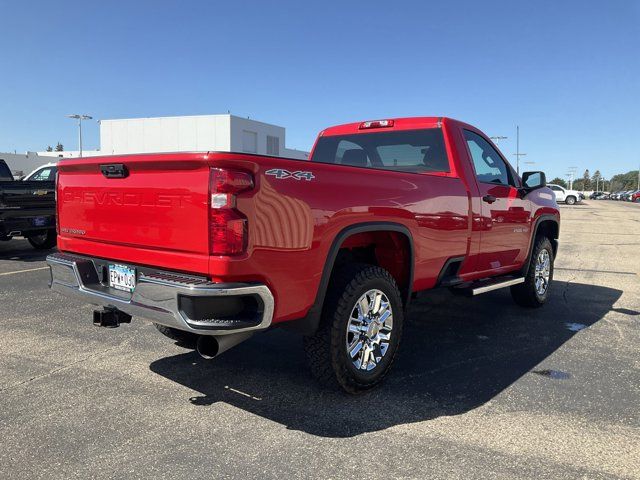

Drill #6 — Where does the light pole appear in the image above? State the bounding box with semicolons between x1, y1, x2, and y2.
66;114;92;157
512;126;526;175
567;167;577;190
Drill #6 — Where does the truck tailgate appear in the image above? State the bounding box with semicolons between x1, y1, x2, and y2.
0;180;55;209
57;154;210;256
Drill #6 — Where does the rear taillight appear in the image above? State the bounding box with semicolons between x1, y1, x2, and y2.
209;168;253;255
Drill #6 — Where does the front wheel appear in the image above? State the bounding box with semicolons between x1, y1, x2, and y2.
565;196;576;205
27;230;57;250
303;264;404;394
511;236;554;308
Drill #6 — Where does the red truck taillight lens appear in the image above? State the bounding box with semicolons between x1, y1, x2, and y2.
209;168;253;255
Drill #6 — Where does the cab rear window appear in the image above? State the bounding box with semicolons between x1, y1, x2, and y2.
311;129;450;174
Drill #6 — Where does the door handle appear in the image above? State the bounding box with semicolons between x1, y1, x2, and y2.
482;194;497;204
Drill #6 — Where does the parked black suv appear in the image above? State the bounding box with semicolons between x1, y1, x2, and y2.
0;159;57;249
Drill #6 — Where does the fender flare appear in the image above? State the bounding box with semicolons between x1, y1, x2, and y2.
521;214;559;276
284;222;414;335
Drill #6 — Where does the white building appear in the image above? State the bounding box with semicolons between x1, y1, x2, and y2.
98;114;308;159
3;114;308;174
97;114;308;159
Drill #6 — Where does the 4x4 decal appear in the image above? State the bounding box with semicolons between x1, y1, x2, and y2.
265;169;315;181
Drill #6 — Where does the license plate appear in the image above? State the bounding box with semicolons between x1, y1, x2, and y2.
32;216;47;227
108;264;136;292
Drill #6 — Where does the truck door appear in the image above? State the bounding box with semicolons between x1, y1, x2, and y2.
550;185;566;202
462;130;531;273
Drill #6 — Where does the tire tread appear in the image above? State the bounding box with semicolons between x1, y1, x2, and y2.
303;263;403;394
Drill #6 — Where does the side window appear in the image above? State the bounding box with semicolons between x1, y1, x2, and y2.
464;130;513;186
0;161;12;180
550;185;562;192
31;167;56;181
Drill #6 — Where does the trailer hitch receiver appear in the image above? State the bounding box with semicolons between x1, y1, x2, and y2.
93;307;132;328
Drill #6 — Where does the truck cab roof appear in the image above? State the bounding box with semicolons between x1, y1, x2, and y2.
320;117;447;137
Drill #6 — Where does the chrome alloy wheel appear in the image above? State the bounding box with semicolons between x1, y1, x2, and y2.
345;289;393;371
534;249;551;296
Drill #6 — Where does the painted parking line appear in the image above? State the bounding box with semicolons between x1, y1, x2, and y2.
0;266;49;276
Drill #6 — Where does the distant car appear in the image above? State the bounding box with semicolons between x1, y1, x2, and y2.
548;184;582;205
619;190;633;201
631;190;640;203
590;191;606;200
22;163;58;182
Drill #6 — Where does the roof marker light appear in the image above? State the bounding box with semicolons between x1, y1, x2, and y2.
359;119;394;130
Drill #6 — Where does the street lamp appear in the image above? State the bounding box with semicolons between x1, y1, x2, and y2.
512;126;526;175
66;114;93;157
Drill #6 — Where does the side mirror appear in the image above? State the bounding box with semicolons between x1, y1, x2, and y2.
522;171;546;190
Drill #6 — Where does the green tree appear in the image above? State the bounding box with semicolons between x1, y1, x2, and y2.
549;177;567;188
592;170;602;191
609;170;639;191
582;169;591;190
55;142;64;152
45;146;53;152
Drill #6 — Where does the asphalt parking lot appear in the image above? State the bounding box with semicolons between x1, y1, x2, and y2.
1;200;638;479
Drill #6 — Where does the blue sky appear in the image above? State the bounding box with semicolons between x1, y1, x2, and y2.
0;0;638;180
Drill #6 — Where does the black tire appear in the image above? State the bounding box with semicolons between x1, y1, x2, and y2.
565;196;576;205
153;323;198;348
511;236;554;308
303;263;404;394
27;230;57;250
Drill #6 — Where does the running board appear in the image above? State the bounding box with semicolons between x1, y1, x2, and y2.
452;276;525;296
471;276;525;295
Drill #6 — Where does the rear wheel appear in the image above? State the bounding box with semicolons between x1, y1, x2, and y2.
303;264;404;394
27;230;57;250
565;196;576;205
511;236;554;308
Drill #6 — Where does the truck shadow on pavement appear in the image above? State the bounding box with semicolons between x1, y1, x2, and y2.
0;240;54;263
150;281;621;438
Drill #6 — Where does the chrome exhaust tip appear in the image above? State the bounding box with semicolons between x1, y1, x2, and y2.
196;331;253;360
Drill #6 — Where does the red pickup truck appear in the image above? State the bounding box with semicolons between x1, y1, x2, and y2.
47;117;559;393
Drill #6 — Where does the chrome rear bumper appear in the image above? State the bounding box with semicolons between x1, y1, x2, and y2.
46;252;274;336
